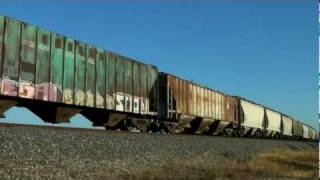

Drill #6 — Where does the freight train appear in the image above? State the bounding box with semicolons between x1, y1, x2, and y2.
0;15;317;140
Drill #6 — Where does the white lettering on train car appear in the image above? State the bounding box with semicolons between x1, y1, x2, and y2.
116;92;125;111
133;96;140;113
125;94;133;112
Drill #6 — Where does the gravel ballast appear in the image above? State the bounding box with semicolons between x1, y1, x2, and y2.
0;124;317;179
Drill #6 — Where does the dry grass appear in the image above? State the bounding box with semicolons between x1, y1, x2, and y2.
218;148;319;180
113;148;318;180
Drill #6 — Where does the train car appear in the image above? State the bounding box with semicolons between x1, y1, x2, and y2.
238;98;265;137
0;15;158;129
302;124;309;139
281;115;293;137
265;108;281;137
158;73;238;135
307;126;316;140
292;119;303;140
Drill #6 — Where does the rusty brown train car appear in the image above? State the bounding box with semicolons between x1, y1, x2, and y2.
158;73;238;135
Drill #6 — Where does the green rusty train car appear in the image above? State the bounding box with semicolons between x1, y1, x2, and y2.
0;15;158;128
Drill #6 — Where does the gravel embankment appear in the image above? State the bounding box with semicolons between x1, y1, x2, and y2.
0;124;317;179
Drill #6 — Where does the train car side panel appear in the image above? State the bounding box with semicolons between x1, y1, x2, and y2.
115;55;125;111
282;116;293;136
2;18;21;96
106;52;116;110
63;38;75;104
125;59;133;112
224;95;237;122
35;28;50;101
49;33;64;102
140;64;148;114
19;23;36;99
74;42;86;106
132;61;141;113
85;46;96;107
96;49;106;109
0;16;4;87
292;119;303;137
308;126;313;139
302;124;309;139
240;99;264;129
265;109;281;133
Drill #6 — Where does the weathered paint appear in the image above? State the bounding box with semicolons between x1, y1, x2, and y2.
265;109;281;133
75;42;86;106
19;23;36;99
106;52;116;110
125;59;133;112
2;18;20;96
149;66;156;114
49;33;63;102
282;116;293;136
240;99;264;129
162;73;236;123
292;119;303;137
140;64;147;114
132;61;141;113
0;16;4;87
224;95;237;122
85;46;96;107
96;48;105;109
35;28;50;101
302;124;309;139
308;126;313;139
63;38;75;104
115;55;125;111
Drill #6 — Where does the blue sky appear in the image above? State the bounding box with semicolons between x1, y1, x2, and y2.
0;0;318;130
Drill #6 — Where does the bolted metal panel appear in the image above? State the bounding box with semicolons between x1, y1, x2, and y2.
200;87;204;117
19;23;36;99
49;33;64;102
106;52;116;110
96;48;106;109
124;59;132;112
217;93;221;120
240;99;264;129
74;42;86;106
221;93;226;120
177;78;182;114
132;61;141;114
196;86;200;117
308;126;313;139
63;38;75;104
182;79;186;114
208;89;212;119
2;18;21;96
302;124;309;139
147;66;157;114
162;74;236;123
85;45;96;107
35;28;50;101
0;16;4;85
211;91;215;119
292;119;303;137
205;88;209;118
188;83;193;115
115;54;125;111
265;109;281;133
224;95;237;122
282;115;293;136
140;64;148;114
